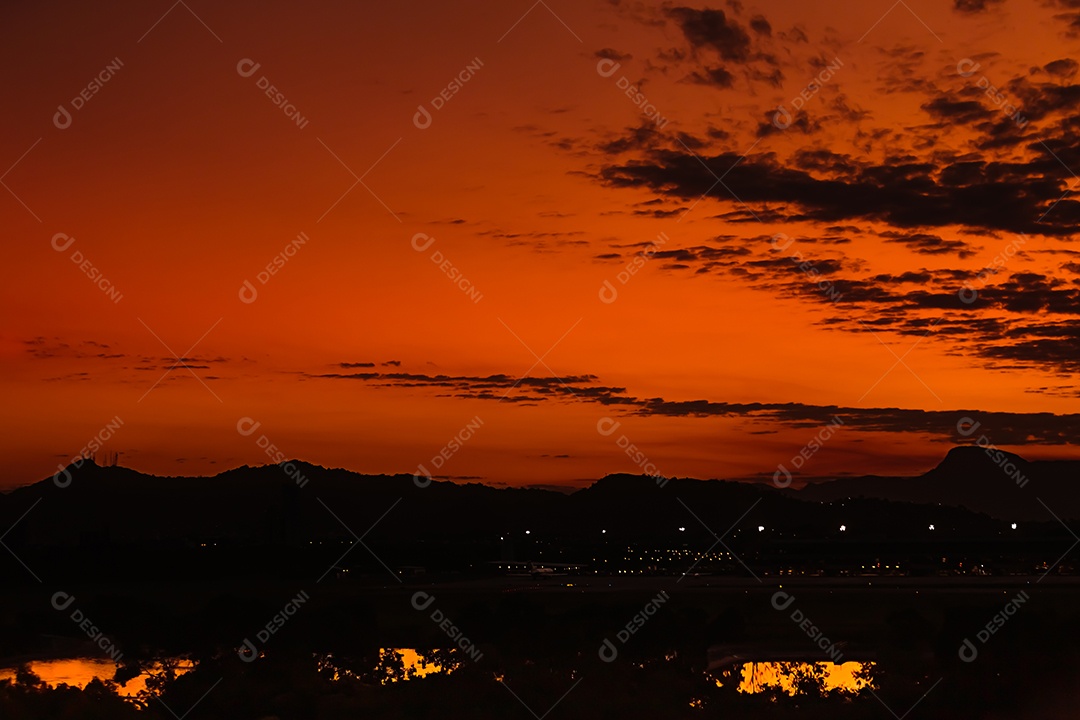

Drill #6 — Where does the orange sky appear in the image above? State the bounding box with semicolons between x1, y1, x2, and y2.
3;0;1080;489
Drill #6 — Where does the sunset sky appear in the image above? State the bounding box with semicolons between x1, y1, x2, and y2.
4;0;1080;489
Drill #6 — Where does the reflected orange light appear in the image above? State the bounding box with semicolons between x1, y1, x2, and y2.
0;658;192;697
736;661;875;695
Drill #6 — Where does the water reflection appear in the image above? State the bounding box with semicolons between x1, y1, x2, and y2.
378;648;449;683
725;661;876;695
315;648;458;685
0;657;193;697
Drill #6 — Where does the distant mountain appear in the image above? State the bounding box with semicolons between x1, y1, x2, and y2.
0;447;1074;560
796;445;1080;521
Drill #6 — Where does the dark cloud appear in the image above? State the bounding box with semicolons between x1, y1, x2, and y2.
749;14;771;35
880;231;979;258
595;48;632;61
1043;58;1079;77
953;0;1005;12
306;367;1080;446
922;97;996;124
683;65;736;88
595;132;1080;237
665;6;752;61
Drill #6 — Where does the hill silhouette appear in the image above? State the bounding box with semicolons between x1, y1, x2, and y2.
796;445;1080;521
1;447;1076;556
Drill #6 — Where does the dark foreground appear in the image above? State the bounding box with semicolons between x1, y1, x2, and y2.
1;574;1077;719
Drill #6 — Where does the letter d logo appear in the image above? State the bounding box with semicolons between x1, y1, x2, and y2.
773;464;792;489
596;417;621;437
413;464;432;489
771;590;795;611
238;638;259;662
956;58;981;78
51;591;76;611
770;233;794;252
599;279;618;304
237;417;261;436
239;279;258;304
956;417;980;437
411;232;435;252
598;638;618;662
772;105;792;130
53;105;72;130
237;58;261;78
413;104;433;130
411;591;435;611
53;464;73;488
596;59;621;78
958;282;978;305
52;233;76;252
958;638;978;662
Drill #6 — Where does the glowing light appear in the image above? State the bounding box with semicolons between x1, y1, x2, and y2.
929;524;935;530
736;661;876;695
1011;523;1017;530
839;525;846;531
757;525;765;532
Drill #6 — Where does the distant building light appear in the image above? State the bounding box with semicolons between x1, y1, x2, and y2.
757;526;765;532
929;524;935;531
525;530;531;535
1011;523;1017;530
678;527;686;532
840;525;847;532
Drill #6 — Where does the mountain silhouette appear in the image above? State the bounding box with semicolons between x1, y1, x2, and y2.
796;445;1080;521
2;446;1075;548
